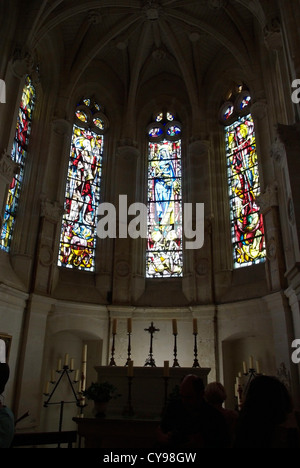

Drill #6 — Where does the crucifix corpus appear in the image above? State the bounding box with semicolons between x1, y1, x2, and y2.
144;322;160;367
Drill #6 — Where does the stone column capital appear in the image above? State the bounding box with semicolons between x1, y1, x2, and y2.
188;138;210;155
250;100;268;120
40;196;64;223
257;182;279;214
116;140;140;161
51;118;72;136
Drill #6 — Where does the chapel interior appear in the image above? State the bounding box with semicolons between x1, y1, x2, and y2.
0;0;300;447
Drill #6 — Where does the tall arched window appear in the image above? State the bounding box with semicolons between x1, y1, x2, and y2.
146;111;183;278
219;87;266;268
57;98;108;271
0;75;36;252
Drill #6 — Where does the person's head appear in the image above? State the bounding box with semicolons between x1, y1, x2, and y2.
179;374;204;409
205;381;227;407
241;375;292;424
0;363;10;395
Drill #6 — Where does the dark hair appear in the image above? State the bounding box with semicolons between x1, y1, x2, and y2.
241;375;291;424
0;363;10;394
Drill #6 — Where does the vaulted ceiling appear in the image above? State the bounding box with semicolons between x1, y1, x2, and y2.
1;1;274;131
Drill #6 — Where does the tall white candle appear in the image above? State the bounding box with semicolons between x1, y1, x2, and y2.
82;345;87;362
64;353;69;366
44;381;50;395
243;361;247;373
249;355;254;369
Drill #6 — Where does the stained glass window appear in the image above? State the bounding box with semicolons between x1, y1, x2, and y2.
225;113;266;267
57;98;107;271
0;75;36;252
146;112;183;278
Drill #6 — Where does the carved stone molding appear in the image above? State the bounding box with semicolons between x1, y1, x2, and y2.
40;197;63;223
51;118;72;136
88;9;102;25
39;244;54;267
257;182;279;214
271;135;286;164
11;47;40;83
116;142;140;161
0;151;18;183
250;100;267;120
208;0;228;9
263;17;282;50
188;139;210;156
117;138;138;148
266;237;277;261
115;260;130;277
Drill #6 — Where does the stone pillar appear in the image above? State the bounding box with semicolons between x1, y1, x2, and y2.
183;139;212;303
258;182;287;291
44;118;72;200
112;142;143;304
251;100;274;190
14;294;53;429
264;291;300;408
285;272;300;402
32;198;63;295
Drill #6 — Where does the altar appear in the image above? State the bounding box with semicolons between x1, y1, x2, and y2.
93;365;211;419
73;365;210;448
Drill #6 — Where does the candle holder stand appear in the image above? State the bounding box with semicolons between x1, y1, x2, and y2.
243;367;260;395
192;332;200;368
144;322;160;367
172;333;180;367
109;332;117;366
122;376;134;417
235;366;261;411
43;365;84;447
125;332;132;366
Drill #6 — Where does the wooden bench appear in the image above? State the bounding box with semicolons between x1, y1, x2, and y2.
11;430;78;448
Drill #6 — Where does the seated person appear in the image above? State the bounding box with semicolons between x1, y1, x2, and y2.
0;363;15;448
157;374;230;448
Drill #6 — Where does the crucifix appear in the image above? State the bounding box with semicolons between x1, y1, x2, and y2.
144;322;160;367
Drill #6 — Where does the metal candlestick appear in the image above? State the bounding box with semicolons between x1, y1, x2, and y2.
125;332;132;366
43;365;84;447
123;376;134;417
109;332;117;366
172;333;180;367
144;322;160;367
192;332;200;368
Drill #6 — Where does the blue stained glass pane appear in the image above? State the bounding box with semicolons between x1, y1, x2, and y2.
0;76;36;252
148;127;164;138
146;139;183;278
225;114;266;267
58;122;104;271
